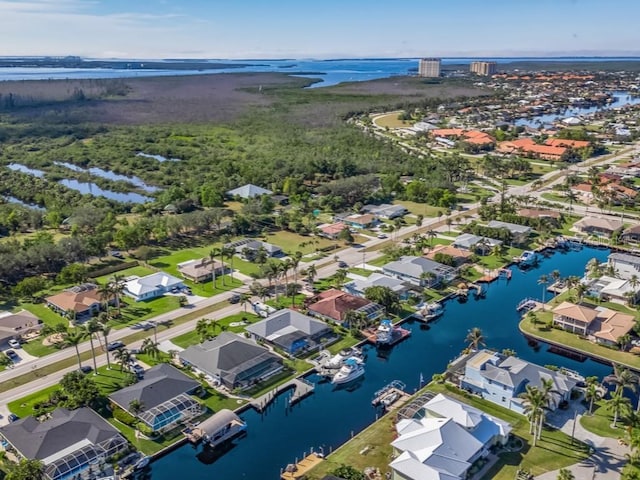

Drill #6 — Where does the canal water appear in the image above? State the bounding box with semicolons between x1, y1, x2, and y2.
150;246;613;479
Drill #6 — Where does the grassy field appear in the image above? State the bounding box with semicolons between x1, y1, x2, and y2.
372;112;411;129
306;382;589;480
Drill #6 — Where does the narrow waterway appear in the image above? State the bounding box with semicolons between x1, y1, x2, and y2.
150;246;613;479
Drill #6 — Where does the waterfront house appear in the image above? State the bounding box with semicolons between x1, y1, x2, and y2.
382;256;456;287
423;244;473;266
517;208;561;221
584;275;638;304
552;301;598;335
0;407;128;480
389;393;511;480
305;289;384;325
108;364;201;432
123;272;184;302
460;350;576;413
608;252;640;279
452;233;502;254
621;225;640;245
179;332;283;390
573;217;623;238
226;183;273;199
45;283;107;321
344;273;411;299
245;309;334;355
0;310;42;348
552;302;635;346
486;220;532;244
177;258;226;283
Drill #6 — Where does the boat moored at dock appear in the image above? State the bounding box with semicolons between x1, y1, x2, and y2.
332;358;365;385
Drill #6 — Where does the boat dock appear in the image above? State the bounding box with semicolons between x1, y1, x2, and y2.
251;377;315;412
281;453;324;480
361;325;411;345
371;380;409;409
516;297;541;312
477;268;512;283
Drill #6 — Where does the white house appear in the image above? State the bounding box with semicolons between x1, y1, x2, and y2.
390;393;511;480
123;272;185;302
382;256;456;287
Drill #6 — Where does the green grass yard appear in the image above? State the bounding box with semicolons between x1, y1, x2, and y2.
171;312;262;348
579;401;627;439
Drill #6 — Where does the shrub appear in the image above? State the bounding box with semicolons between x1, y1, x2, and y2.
112;407;137;426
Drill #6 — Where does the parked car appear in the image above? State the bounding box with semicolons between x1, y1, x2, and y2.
8;414;19;423
130;363;145;375
107;341;125;351
184;287;193;295
229;294;241;304
79;365;93;374
377;233;388;239
8;339;21;349
110;250;124;259
4;349;18;360
337;261;348;268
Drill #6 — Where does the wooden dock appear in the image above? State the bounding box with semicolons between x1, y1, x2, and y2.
362;326;411;345
281;453;324;480
251;377;315;412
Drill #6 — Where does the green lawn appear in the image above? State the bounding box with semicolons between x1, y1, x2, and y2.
8;366;134;418
306;382;589;480
393;200;449;218
476;247;524;270
19;302;66;328
107;295;182;329
348;267;374;277
171;312;262;348
93;265;155;284
580;401;628;439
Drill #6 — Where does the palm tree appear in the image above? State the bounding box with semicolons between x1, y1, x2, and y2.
334;268;348;289
101;325;112;369
141;338;160;360
550;269;561;284
520;385;545;446
110;274;125;314
538;274;549;308
585;383;602;415
129;399;145;415
113;347;132;373
196;318;210;341
97;284;113;316
575;283;587;304
557;468;575;480
619;333;632;352
526;310;539;327
465;327;485;351
209;248;221;289
291;251;303;286
586;258;602;278
240;293;251;312
607;389;632;428
306;264;317;284
63;329;85;370
426;229;437;247
84;320;101;374
221;245;236;283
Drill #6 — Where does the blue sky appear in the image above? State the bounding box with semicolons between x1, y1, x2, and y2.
1;0;639;58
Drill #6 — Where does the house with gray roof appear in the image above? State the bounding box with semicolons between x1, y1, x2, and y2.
179;332;283;390
226;184;273;199
486;220;532;244
390;393;511;480
0;407;128;480
362;203;408;220
452;233;502;253
608;251;640;280
245;309;334;355
344;273;411;299
382;256;456;287
0;310;42;348
460;350;577;414
108;364;201;432
224;238;283;260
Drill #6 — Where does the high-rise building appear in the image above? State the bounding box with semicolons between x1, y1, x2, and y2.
470;61;497;76
418;58;441;78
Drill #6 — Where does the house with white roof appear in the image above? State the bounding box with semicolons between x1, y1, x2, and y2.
226;184;273;199
389;393;511;480
460;350;577;414
123;272;184;302
452;233;502;254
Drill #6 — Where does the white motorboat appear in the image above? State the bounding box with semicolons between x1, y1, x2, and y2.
133;456;151;470
518;250;537;265
420;302;443;321
376;319;393;344
381;391;399;408
332;358;365;385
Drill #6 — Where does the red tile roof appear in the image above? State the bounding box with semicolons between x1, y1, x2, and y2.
306;289;371;323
